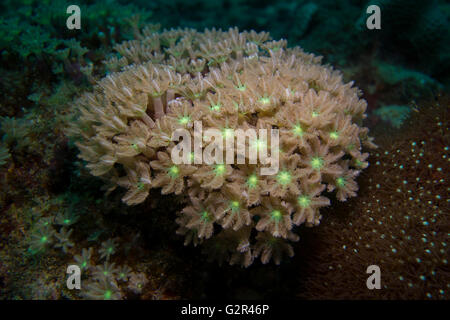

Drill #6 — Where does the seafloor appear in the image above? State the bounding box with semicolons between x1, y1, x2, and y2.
0;0;448;300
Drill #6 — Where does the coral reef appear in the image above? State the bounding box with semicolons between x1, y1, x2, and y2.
70;26;375;267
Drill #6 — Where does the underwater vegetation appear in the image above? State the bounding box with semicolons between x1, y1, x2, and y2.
0;0;153;121
0;0;448;300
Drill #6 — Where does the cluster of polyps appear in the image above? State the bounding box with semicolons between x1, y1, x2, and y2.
70;26;375;266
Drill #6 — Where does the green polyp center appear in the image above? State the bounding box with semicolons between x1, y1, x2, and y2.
64;219;71;225
236;84;246;91
311;157;324;170
247;174;258;188
82;261;87;268
107;247;113;253
104;290;112;300
168;165;180;178
131;143;139;151
271;210;282;221
312;111;319;118
210;103;221;111
230;201;240;211
252;139;266;150
298;195;311;208
259;96;271;104
103;271;108;276
277;171;292;185
201;211;210;221
222;128;234;138
214;164;226;176
330;131;339;139
336;177;346;187
137;182;145;190
178;116;190;125
40;236;48;243
292;124;303;137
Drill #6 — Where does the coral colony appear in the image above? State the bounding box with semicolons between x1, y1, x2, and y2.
70;27;375;267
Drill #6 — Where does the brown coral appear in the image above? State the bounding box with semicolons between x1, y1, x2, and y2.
70;26;374;266
296;99;449;299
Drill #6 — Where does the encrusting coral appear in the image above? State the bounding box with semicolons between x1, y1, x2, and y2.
296;98;449;299
69;26;375;267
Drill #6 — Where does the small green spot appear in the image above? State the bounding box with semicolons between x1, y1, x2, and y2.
292;124;304;137
137;182;145;190
168;165;180;178
270;210;282;221
230;201;240;211
311;157;324;170
104;290;112;300
252;139;266;150
247;174;258;188
336;177;346;187
236;84;246;91
178;116;190;125
222;128;234;138
330;131;339;139
210;103;221;112
131;143;139;151
298;195;311;208
312;111;319;118
277;171;292;185
40;236;48;243
214;164;226;176
201;211;210;221
64;219;71;225
259;96;271;104
81;261;87;268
